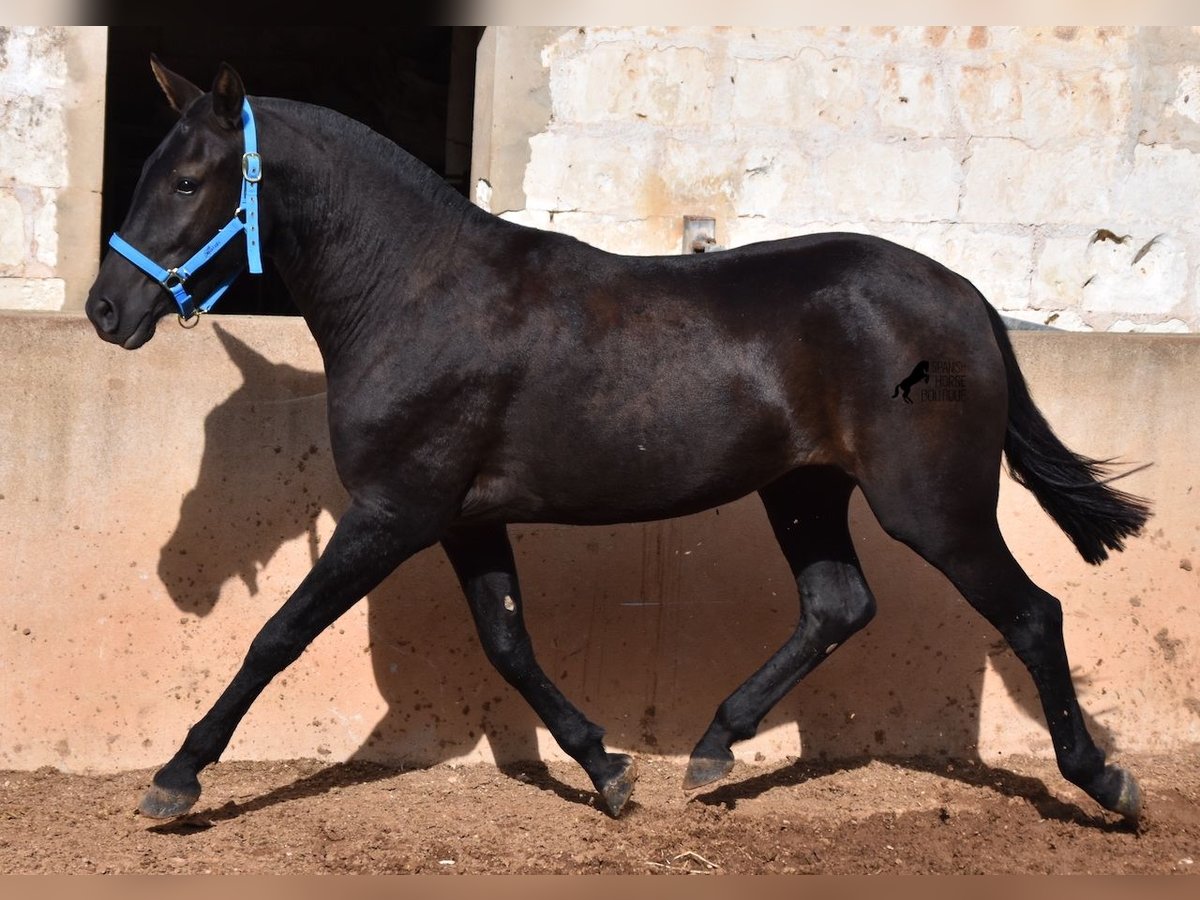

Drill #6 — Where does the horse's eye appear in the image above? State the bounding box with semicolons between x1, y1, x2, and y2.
174;178;198;195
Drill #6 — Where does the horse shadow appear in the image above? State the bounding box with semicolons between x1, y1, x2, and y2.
156;323;1116;818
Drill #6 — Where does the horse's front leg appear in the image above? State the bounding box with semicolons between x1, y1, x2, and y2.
441;522;637;816
139;501;440;818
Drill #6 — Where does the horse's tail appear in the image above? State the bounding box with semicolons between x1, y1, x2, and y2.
981;300;1151;564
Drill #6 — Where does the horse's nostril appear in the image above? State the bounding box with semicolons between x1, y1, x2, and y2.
90;296;119;333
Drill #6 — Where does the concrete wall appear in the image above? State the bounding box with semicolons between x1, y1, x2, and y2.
0;26;107;313
2;313;1197;774
473;26;1200;333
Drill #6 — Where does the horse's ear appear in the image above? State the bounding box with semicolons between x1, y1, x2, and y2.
211;62;246;130
213;323;269;378
150;54;203;115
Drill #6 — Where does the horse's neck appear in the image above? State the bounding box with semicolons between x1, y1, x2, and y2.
259;99;485;358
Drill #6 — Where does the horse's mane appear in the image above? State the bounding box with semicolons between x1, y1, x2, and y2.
260;96;474;215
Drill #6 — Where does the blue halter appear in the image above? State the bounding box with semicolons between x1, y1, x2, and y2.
108;98;263;323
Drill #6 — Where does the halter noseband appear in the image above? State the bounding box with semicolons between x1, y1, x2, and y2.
108;98;263;324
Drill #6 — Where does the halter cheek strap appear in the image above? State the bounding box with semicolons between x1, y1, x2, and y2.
108;98;263;322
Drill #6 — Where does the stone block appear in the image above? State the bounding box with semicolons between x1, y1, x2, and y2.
549;44;714;126
1035;233;1094;310
0;191;26;267
732;146;810;221
1116;144;1200;225
33;191;57;267
654;136;741;211
523;131;661;216
876;62;954;138
0;94;68;188
952;62;1131;147
1107;318;1191;333
0;277;64;310
1038;231;1196;327
809;140;961;223
731;52;867;132
960;138;1121;225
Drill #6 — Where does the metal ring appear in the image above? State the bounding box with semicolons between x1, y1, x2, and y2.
178;310;202;329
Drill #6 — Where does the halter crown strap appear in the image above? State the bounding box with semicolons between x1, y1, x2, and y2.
240;101;263;275
107;98;263;320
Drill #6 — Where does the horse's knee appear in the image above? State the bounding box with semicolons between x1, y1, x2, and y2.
477;624;536;682
245;621;307;672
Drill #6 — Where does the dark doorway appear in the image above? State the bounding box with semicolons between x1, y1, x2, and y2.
101;26;482;316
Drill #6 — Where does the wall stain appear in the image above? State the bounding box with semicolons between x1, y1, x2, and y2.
1155;628;1184;663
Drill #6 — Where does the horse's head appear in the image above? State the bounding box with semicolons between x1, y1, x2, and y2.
86;58;254;349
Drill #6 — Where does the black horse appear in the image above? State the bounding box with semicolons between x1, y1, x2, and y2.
85;60;1150;824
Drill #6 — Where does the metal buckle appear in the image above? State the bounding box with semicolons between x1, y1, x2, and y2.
242;152;262;183
163;268;184;289
178;309;202;329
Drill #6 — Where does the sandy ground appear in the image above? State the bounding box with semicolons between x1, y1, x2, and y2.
1;750;1198;875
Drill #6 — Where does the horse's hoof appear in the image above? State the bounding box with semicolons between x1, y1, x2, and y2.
138;780;201;819
1095;765;1142;823
597;754;637;818
683;750;734;791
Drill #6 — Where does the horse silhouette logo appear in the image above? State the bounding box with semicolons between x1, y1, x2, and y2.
892;360;929;404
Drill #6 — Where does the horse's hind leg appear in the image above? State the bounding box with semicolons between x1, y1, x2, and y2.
441;522;637;817
685;466;877;790
859;476;1142;822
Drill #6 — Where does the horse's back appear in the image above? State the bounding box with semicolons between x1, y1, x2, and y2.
455;228;1008;526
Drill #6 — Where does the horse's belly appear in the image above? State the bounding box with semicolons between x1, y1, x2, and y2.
458;425;818;526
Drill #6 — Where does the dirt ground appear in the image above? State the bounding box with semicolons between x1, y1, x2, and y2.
1;751;1197;875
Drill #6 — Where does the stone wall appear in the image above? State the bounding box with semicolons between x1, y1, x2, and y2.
0;26;106;312
473;26;1200;332
6;25;1198;331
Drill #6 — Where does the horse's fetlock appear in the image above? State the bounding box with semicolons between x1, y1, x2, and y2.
715;703;758;744
1061;745;1107;789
